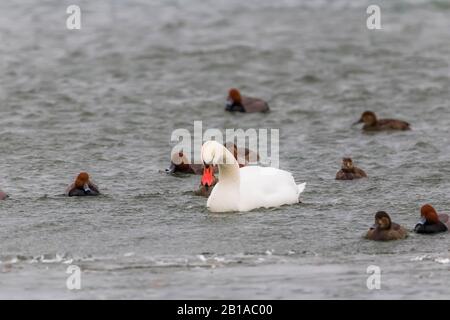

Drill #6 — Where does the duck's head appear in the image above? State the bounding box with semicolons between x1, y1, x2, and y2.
166;150;189;173
341;157;354;170
75;172;91;192
419;204;440;225
354;111;377;126
373;211;392;230
226;88;242;108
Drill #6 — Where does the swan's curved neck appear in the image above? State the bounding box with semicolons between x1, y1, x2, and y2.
218;162;240;182
216;147;240;185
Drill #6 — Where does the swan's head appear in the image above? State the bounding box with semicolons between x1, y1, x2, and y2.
201;141;225;166
420;204;439;224
354;111;377;126
373;211;392;230
75;172;91;192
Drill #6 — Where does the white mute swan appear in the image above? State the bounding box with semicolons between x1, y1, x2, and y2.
201;141;306;212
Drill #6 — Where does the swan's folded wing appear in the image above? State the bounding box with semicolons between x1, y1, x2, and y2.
239;166;302;210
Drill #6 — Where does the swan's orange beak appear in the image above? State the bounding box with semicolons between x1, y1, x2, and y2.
201;165;215;188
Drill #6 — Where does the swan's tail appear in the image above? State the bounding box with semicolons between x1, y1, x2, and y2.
297;182;306;196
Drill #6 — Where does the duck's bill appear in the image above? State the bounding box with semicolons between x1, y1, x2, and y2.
416;217;427;225
370;223;377;230
83;183;91;193
165;163;176;174
225;99;233;110
352;119;363;126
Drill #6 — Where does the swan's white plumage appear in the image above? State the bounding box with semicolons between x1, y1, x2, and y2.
202;141;306;212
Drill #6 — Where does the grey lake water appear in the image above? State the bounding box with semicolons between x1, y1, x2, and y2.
0;0;449;299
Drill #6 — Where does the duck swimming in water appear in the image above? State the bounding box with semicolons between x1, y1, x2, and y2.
65;172;100;197
165;151;204;175
166;144;260;175
226;88;270;113
414;204;449;234
336;158;367;180
365;211;408;241
0;189;8;200
354;111;410;131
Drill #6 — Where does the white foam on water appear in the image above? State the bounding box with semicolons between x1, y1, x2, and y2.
434;258;450;264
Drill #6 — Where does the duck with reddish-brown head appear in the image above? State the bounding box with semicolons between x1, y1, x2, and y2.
414;204;449;234
365;211;408;241
354;111;410;131
226;88;269;113
65;172;100;197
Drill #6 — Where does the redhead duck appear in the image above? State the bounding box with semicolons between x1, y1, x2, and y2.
166;144;259;174
336;158;367;180
0;189;8;200
365;211;408;241
194;165;218;197
65;172;100;197
354;111;410;131
226;88;269;113
165;151;204;175
414;204;449;234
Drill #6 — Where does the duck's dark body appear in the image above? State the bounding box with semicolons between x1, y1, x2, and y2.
66;182;100;197
366;222;408;241
415;213;449;234
67;185;100;197
336;168;367;180
363;119;410;131
226;89;269;113
226;97;270;113
355;111;410;131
